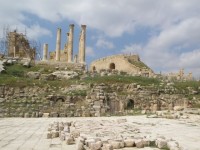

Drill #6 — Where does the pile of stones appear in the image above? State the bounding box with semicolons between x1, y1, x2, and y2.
47;119;181;150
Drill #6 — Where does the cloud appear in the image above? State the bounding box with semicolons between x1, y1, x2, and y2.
96;38;114;50
179;49;200;68
26;24;52;40
121;44;142;54
86;46;95;57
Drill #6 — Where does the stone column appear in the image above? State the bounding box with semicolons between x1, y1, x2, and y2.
55;28;61;61
78;25;86;64
43;43;48;61
74;54;78;63
13;46;16;57
68;24;74;63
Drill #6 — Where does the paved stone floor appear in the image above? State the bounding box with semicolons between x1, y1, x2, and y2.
0;116;200;150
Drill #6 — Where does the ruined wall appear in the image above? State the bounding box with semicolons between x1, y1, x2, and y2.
8;31;35;59
90;54;154;77
0;82;193;118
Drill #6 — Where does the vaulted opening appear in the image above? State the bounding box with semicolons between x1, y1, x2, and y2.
127;99;134;110
92;66;96;71
109;63;115;70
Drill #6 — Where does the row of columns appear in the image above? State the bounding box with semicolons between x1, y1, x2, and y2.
42;24;86;64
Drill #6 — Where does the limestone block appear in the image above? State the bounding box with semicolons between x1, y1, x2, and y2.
66;136;75;145
85;139;95;147
52;131;59;138
42;113;49;118
167;141;179;150
156;138;167;149
124;139;135;147
27;71;40;79
109;141;121;149
95;111;100;117
174;106;184;111
47;132;52;139
143;138;150;147
90;141;102;150
102;144;113;150
135;139;144;148
76;141;84;150
70;130;80;138
24;113;30;118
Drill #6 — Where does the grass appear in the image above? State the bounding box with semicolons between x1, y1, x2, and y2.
173;80;200;91
0;64;77;87
128;58;150;69
82;75;160;86
66;90;87;96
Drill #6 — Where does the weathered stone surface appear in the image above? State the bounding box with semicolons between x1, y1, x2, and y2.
90;141;102;150
52;131;59;138
47;132;52;139
102;144;113;150
174;106;184;111
27;71;40;79
156;138;167;149
124;139;135;147
52;71;78;79
76;141;84;150
66;136;75;145
108;141;121;149
135;139;144;148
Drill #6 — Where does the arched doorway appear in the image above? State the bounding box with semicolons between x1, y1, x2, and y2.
127;99;134;110
92;66;96;71
109;63;115;70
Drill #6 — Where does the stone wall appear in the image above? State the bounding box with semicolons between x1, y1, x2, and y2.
0;82;194;118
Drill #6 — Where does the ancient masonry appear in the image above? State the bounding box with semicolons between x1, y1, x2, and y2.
42;24;86;64
7;31;36;60
166;68;193;80
90;54;154;77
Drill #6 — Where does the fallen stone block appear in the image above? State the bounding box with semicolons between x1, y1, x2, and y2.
90;141;102;150
135;139;144;148
156;138;167;149
102;143;113;150
109;141;121;149
66;136;75;145
52;131;59;138
76;141;84;150
47;132;52;139
124;139;135;147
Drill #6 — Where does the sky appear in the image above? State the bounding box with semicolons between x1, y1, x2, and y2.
0;0;200;78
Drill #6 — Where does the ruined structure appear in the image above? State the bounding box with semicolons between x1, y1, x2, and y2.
90;54;154;77
166;68;193;80
78;25;86;64
48;24;86;64
42;43;48;61
7;31;35;59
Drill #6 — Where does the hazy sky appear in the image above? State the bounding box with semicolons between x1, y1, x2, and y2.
0;0;200;78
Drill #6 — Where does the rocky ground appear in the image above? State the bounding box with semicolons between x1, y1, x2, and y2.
0;115;200;150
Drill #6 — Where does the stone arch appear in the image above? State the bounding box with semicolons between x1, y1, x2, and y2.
56;98;65;102
92;66;96;71
126;99;135;110
109;63;115;70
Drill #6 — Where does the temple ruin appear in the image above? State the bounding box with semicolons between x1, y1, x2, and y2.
44;24;86;65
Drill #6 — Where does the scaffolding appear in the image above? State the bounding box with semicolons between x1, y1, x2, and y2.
0;26;41;60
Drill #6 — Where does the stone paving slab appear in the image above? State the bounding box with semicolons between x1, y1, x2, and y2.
0;116;199;150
